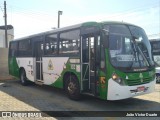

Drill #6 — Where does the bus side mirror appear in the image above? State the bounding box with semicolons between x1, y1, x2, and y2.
100;61;105;69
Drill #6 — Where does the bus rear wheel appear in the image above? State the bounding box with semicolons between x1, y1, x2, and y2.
20;69;28;86
65;75;80;100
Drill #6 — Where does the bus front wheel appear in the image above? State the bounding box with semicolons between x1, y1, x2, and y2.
20;69;28;86
156;74;160;83
65;75;80;100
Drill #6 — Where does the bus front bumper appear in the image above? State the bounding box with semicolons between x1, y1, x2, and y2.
107;78;156;100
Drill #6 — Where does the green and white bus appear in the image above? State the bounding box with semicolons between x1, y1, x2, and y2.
9;21;156;100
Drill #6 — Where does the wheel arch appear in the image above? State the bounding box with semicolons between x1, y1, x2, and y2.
63;71;80;89
19;67;25;77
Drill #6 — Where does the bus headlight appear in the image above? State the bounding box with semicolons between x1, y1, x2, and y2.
112;73;118;80
112;73;125;85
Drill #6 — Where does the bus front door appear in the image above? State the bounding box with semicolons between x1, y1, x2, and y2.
81;35;100;95
34;41;44;84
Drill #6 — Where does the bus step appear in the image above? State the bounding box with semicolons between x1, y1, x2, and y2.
90;83;95;92
90;83;99;96
35;80;43;85
82;92;95;97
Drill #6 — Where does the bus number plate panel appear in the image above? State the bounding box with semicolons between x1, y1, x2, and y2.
137;86;145;92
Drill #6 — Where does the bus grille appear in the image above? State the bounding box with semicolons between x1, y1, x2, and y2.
126;77;152;86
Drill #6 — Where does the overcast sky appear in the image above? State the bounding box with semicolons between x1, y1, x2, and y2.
0;0;159;39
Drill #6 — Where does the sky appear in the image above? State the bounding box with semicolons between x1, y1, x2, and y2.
0;0;159;39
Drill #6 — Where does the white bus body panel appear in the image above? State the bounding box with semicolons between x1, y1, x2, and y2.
16;57;69;85
42;57;69;85
16;58;34;82
107;78;156;100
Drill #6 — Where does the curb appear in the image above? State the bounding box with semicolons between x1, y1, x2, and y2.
0;76;15;81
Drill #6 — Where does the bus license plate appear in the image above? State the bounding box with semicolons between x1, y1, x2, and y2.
137;86;145;92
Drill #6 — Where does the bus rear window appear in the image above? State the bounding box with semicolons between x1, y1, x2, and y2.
9;42;18;57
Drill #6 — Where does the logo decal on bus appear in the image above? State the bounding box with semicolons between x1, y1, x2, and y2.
139;73;143;83
139;73;143;79
48;59;53;70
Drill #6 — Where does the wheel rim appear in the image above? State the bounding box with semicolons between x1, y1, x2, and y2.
67;80;76;94
156;76;160;82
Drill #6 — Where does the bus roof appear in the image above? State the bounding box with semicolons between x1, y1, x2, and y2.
100;21;141;28
13;21;98;41
11;21;143;42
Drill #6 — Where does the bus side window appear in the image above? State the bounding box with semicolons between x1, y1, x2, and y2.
59;29;80;56
18;39;32;57
45;34;57;55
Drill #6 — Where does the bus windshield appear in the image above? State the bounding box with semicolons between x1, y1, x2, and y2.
104;24;154;72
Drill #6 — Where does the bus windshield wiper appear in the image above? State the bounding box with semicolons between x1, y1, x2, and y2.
132;36;150;67
128;40;139;69
137;45;150;67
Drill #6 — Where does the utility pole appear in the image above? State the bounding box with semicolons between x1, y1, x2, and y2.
4;1;8;48
58;10;63;28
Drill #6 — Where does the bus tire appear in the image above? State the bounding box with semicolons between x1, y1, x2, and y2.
156;74;160;83
20;69;28;86
65;75;80;100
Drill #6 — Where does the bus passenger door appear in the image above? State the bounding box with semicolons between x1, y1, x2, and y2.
81;35;100;95
34;41;44;84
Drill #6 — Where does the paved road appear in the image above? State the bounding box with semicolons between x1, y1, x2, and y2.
0;79;159;120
